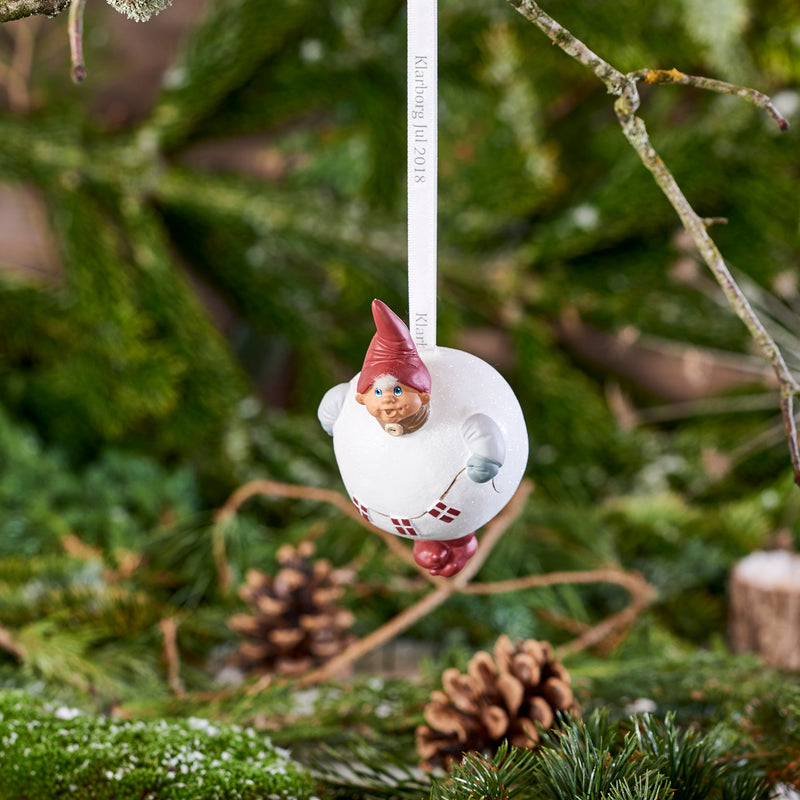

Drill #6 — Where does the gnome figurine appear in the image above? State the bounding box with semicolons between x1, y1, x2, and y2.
318;300;528;577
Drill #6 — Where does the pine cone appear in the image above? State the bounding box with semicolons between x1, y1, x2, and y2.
228;541;355;677
416;635;579;771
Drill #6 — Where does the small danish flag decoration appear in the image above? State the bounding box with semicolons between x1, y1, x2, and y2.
427;501;461;524
391;517;418;537
352;497;370;521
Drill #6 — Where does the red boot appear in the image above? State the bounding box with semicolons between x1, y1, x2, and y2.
412;533;478;577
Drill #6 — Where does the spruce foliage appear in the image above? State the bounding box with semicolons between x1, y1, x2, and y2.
429;711;773;800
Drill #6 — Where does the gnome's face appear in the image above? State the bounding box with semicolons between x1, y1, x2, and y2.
356;375;430;434
355;300;433;435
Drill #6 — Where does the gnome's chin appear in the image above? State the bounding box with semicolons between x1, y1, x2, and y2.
378;403;430;436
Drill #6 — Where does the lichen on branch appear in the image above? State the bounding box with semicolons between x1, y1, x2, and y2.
505;0;799;482
0;0;70;23
634;67;789;130
105;0;173;23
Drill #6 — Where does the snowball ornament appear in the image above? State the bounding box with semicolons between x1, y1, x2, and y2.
317;2;528;576
318;300;528;577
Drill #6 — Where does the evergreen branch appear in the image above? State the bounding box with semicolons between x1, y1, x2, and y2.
431;740;540;800
311;741;433;798
633;713;730;800
155;169;407;266
506;0;800;483
430;710;774;800
534;712;646;800
604;771;673;800
144;0;313;149
717;770;773;800
0;0;69;22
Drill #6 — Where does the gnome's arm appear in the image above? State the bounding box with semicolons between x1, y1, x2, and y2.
461;413;506;483
318;382;350;436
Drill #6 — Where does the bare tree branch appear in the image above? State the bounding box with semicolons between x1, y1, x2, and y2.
631;68;789;131
213;478;416;594
506;0;800;483
505;0;626;92
295;480;536;686
0;0;70;23
213;478;656;687
0;622;25;661
67;0;85;83
0;12;39;110
159;617;187;699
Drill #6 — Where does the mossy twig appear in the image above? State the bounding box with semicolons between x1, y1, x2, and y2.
633;68;789;131
0;0;69;22
506;0;800;482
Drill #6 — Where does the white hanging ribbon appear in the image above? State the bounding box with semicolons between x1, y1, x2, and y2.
407;0;438;351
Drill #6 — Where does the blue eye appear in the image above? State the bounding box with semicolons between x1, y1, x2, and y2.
393;386;403;396
374;388;382;397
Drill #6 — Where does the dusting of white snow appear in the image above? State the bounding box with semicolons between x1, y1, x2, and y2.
733;551;800;590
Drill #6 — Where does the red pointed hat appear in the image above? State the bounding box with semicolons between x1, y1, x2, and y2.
356;299;431;395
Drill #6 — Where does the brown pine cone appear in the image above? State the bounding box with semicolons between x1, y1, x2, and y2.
416;635;579;771
228;541;355;677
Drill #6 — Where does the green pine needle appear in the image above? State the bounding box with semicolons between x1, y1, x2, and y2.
311;742;432;800
633;713;730;800
427;711;775;800
430;741;540;800
534;712;643;800
603;771;673;800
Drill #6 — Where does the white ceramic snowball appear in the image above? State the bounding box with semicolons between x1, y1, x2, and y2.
326;346;528;541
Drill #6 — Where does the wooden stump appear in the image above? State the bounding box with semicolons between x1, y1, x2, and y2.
729;550;800;670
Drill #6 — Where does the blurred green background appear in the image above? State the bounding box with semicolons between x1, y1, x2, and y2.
0;0;799;724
